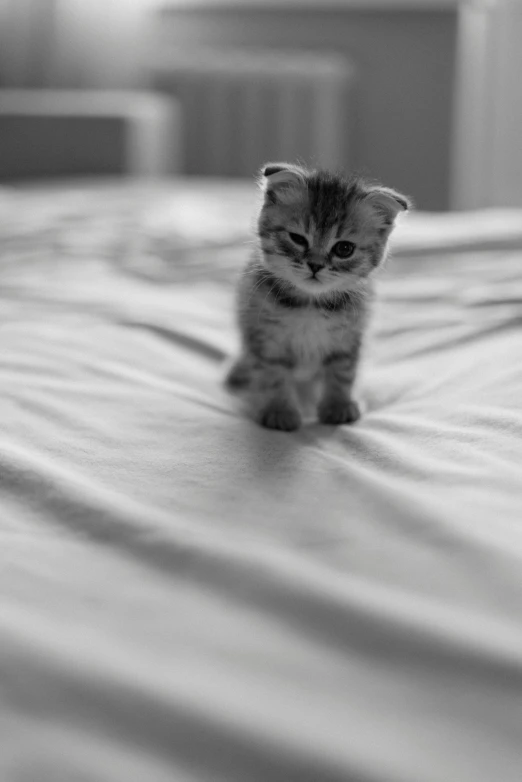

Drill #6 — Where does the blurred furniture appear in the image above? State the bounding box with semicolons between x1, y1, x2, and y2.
0;89;181;181
152;48;354;178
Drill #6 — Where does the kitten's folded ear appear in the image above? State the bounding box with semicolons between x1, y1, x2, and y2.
365;185;412;222
259;162;307;204
260;162;306;182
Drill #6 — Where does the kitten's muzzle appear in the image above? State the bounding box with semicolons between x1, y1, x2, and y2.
307;260;324;277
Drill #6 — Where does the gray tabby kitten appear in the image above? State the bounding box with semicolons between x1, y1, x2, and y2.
226;162;410;431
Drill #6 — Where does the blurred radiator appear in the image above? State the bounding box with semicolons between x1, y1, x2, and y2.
153;49;355;177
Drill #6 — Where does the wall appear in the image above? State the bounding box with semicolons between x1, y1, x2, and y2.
0;0;155;90
154;5;458;209
0;0;56;87
49;0;156;89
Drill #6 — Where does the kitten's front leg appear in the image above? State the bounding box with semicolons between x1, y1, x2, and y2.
318;349;361;425
250;356;301;431
224;354;252;391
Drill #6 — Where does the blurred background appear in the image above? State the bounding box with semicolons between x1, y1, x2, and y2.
0;0;521;211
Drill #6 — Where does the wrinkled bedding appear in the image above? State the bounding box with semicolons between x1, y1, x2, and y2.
1;179;522;782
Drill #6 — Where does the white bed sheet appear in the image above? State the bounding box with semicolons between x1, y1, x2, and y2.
1;179;522;782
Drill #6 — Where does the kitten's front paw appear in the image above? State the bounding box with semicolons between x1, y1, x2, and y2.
258;401;302;432
318;397;361;425
224;358;251;391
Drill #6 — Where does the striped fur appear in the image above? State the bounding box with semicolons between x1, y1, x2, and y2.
226;163;410;430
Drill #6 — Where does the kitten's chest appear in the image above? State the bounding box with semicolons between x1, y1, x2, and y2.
274;308;350;364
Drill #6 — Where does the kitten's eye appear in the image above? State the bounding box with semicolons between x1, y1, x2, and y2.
288;232;309;250
332;240;355;259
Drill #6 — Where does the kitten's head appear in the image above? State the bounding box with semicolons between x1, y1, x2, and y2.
257;162;411;298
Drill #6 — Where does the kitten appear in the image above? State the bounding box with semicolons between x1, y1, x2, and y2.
225;162;410;431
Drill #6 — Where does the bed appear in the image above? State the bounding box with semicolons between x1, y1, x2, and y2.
1;178;522;782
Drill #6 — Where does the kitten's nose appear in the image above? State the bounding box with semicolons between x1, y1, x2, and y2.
307;261;324;277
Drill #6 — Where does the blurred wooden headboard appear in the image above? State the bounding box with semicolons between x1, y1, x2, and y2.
0;90;181;181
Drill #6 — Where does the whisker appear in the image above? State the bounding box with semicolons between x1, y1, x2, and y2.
256;279;282;326
245;274;271;306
